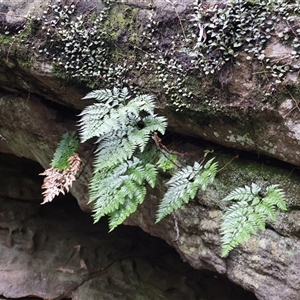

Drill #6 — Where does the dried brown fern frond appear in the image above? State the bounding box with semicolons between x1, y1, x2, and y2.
40;153;81;204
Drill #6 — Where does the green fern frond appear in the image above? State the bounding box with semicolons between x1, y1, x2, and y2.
143;163;158;188
108;190;145;232
89;157;157;225
93;131;136;171
93;123;161;172
264;184;287;211
51;132;79;170
142;115;168;135
254;202;276;221
223;182;261;202
78;88;161;145
133;94;156;115
79;88;136;143
156;159;218;223
196;158;218;190
89;162;129;204
220;183;287;257
78;105;114;142
115;100;141;122
129;165;146;185
220;201;254;256
82;87;130;104
80;88;166;227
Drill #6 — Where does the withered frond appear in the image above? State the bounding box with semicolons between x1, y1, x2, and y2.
40;153;81;204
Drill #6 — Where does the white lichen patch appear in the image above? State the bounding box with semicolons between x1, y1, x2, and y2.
226;134;255;147
279;98;293;116
264;41;293;59
285;119;300;140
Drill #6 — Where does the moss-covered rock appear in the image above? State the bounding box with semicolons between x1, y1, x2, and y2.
1;1;300;299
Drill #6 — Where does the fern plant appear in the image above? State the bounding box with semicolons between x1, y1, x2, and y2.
43;89;288;260
220;183;287;257
51;131;79;170
90;157;157;231
40;132;81;204
156;156;218;223
79;87;168;230
42;88;219;232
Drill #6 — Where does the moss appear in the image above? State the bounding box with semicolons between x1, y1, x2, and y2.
213;151;300;207
0;33;14;47
103;5;140;44
17;56;33;69
0;23;34;69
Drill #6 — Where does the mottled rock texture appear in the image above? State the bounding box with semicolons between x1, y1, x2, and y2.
0;0;300;299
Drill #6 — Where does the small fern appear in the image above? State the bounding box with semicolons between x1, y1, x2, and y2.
156;157;218;223
156;152;178;172
51;132;79;170
220;183;287;257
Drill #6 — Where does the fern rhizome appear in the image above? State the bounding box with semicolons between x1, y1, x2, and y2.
41;87;288;256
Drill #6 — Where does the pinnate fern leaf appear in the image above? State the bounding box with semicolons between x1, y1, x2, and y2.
264;184;287;211
134;94;156;115
108;198;137;232
51;132;79;170
223;182;260;202
220;201;254;256
93;127;139;171
82;87;130;103
220;183;287;257
89;157;158;229
78;88;168;228
79;87;166;144
142;115;168;135
196;158;218;190
156;152;178;172
156;158;218;223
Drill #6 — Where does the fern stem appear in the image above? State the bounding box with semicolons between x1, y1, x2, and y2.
159;149;182;168
282;166;295;183
217;154;238;173
152;133;182;168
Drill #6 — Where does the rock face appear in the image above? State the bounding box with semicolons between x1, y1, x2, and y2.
0;0;300;299
123;152;300;300
0;154;256;300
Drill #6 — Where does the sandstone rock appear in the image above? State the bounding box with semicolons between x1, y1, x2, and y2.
0;155;256;300
0;1;300;299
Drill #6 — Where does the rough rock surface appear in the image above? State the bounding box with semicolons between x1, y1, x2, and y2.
0;154;256;300
0;0;300;300
124;151;300;300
